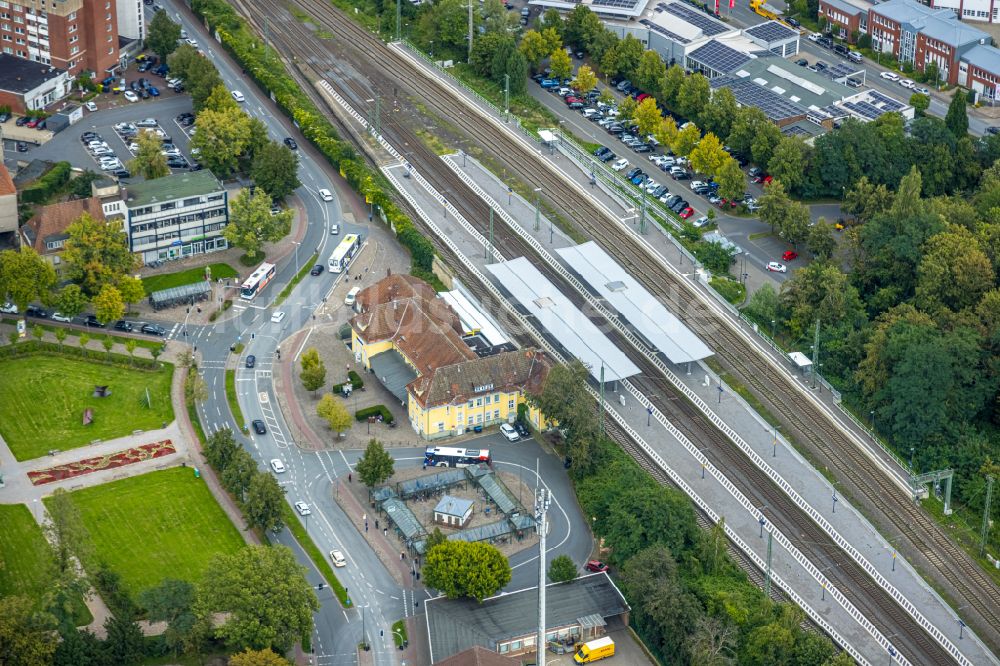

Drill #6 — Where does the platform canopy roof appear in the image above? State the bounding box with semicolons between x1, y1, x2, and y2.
486;258;639;383
556;242;712;364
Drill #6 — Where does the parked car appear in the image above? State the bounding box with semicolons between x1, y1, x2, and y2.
85;315;104;328
26;306;48;318
514;422;530;438
124;91;139;102
766;261;787;273
585;560;609;573
782;250;799;261
500;423;520;442
141;323;166;335
113;320;134;332
0;302;18;314
51;312;73;323
880;71;900;82
611;158;630;172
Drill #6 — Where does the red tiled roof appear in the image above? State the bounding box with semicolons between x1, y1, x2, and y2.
409;349;551;409
0;164;15;197
21;197;106;255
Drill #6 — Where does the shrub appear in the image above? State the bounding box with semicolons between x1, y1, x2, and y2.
0;340;161;370
20;161;72;204
710;277;745;305
354;405;393;423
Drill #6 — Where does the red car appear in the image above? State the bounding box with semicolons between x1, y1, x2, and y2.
782;250;798;261
25;117;41;128
564;96;581;105
585;560;609;573
679;207;694;219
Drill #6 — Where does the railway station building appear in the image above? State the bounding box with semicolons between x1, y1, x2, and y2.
349;274;551;439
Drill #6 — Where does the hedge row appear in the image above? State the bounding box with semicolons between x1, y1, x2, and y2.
355;404;394;423
21;161;72;204
191;0;436;274
0;339;162;371
332;370;365;395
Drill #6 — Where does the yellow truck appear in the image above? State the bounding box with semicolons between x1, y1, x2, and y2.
573;637;615;663
750;0;782;20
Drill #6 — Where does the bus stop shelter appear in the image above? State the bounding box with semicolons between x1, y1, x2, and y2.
148;281;211;311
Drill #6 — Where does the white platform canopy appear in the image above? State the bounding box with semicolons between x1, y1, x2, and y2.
556;242;713;364
789;351;813;370
486;258;640;383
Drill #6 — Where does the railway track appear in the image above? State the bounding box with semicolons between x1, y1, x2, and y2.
238;0;997;658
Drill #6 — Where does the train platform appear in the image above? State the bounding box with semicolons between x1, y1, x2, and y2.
384;147;997;666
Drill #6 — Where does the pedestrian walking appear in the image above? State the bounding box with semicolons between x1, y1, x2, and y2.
365;522;368;532
384;527;388;537
375;519;379;529
400;551;404;561
349;473;352;483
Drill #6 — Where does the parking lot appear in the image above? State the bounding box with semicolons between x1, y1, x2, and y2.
16;95;196;184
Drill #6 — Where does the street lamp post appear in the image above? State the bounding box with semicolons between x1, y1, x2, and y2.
533;187;542;232
772;425;780;457
292;241;301;269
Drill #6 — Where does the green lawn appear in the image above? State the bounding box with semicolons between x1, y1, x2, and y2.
0;504;52;597
141;263;238;294
0;504;93;626
53;467;245;595
0;355;175;461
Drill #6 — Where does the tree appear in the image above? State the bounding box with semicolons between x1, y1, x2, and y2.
781;260;867;341
139;579;196;656
69;170;102;199
676;74;711;122
32;324;44;343
245;472;286;533
634;50;666;100
564;5;603;50
806;218;836;260
945;89;969;138
687;615;737;666
423;540;511;601
221;449;257;502
768;137;809;193
915;226;994;313
470;32;509;79
547;554;577;583
549;47;572;81
55;284;88;319
612;34;644;78
78;333;90;350
0;596;58;666
53;627;106;666
634;97;662;137
185;367;208;406
571;64;598;96
518;30;549;71
101;335;114;359
776;200;811;246
124;338;137;365
45;488;93;578
251;141;300;202
530;360;598;474
103;609;144;666
205;428;241;471
191;105;253;176
653;115;678;153
716;158;745;204
689;132;728;177
316;393;351;433
425;527;447;551
910;92;930;117
758;179;792;234
197;545;319;653
92;284;124;325
700;87;737;140
114;276;144;315
482;0;519;35
299;347;327;394
493;41;528;95
147;10;182;62
416;0;470;54
223;188;294;262
672;122;702;158
356;438;394;487
229;648;291;666
168;47;223;111
0;248;57;310
620;545;702;661
745;283;779;327
129;129;169;180
54;327;67;348
62;213;136;296
842;176;892;224
662;64;685;109
538;8;564;37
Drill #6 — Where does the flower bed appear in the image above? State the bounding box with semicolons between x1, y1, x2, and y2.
28;440;176;485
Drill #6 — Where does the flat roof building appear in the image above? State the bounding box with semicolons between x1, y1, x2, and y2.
961;44;1000;102
123;170;229;263
819;0;872;43
427;572;630;662
529;0;653;20
0;54;71;114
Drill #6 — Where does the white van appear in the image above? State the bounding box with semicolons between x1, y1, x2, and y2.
345;286;361;307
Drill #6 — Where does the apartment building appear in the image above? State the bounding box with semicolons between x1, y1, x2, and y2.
868;0;989;84
818;0;872;43
123;170;229;263
115;0;141;39
0;0;120;77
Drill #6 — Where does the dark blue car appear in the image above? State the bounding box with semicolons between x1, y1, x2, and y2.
148;86;160;96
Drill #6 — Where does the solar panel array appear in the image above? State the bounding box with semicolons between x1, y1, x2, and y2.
868;90;906;112
592;0;640;8
782;124;810;136
824;62;863;79
841;100;882;121
745;20;797;43
688;40;752;74
661;2;729;36
715;77;807;121
641;18;691;43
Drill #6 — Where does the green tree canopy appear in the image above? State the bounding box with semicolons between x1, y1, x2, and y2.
222;188;293;262
715;157;745;204
945;89;969;138
689;132;728;178
676;74;710;122
317;393;352;434
92;284;124;325
139;578;197;656
356;438;395;487
229;648;292;666
423;541;511;601
191;105;253;176
197;545;319;653
0;247;57;310
547;554;578;583
767;136;809;193
0;596;58;666
699;87;737;140
245;472;286;533
915;226;995;314
147;10;182;61
549;47;572;81
62;212;137;296
250;141;301;201
529;360;598;474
